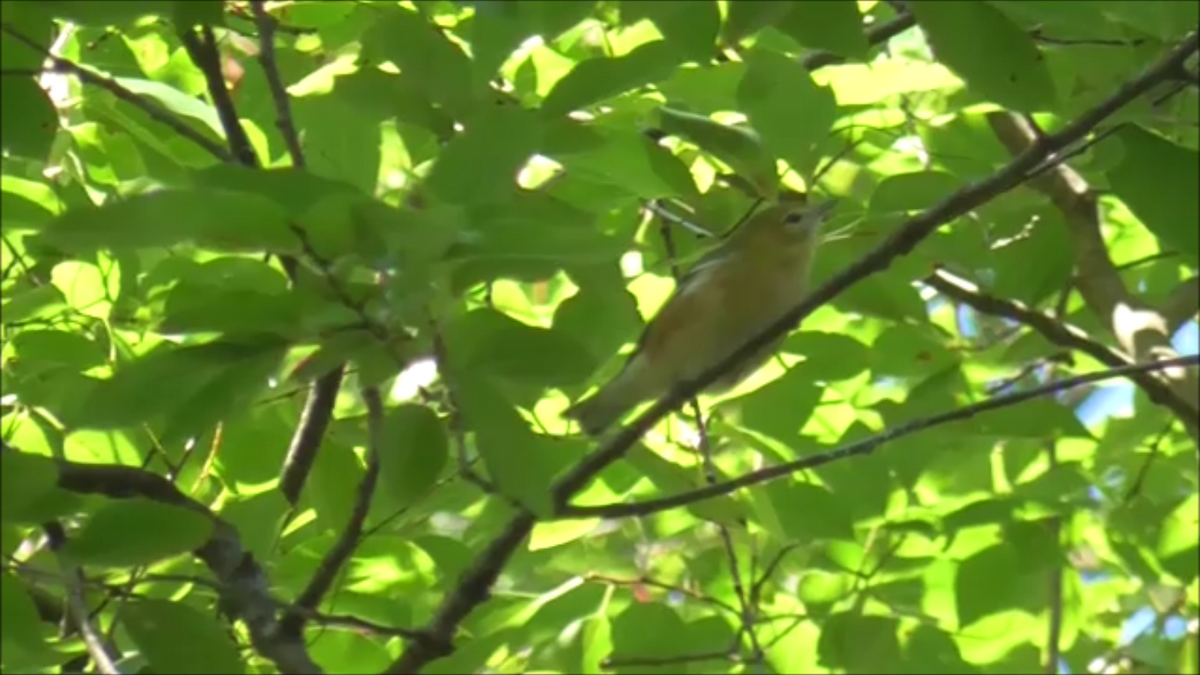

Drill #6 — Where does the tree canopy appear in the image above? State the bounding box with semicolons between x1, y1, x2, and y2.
1;2;1197;674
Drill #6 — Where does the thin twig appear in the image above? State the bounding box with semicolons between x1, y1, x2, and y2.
927;263;1198;435
179;25;258;167
1045;437;1064;675
583;573;740;616
249;1;306;168
1123;423;1175;503
240;0;353;512
656;217;763;661
279;386;385;637
559;355;1200;520
799;10;917;71
602;649;737;669
0;24;233;162
42;523;123;675
44;457;323;673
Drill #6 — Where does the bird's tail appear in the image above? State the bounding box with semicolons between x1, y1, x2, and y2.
562;368;644;437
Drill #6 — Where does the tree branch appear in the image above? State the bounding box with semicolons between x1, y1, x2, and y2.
985;111;1200;435
925;268;1199;436
44;457;323;674
0;23;234;162
250;0;307;168
558;356;1199;520
551;31;1200;517
279;386;385;638
385;29;1200;675
800;9;917;71
179;25;259;167
1163;276;1199;332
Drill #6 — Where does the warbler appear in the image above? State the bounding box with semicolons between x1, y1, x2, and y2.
563;199;837;436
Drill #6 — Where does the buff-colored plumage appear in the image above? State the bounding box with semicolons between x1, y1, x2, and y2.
563;200;837;436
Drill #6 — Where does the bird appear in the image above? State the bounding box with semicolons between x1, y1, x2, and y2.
563;198;838;436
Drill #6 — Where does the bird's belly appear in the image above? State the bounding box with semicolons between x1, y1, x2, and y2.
682;267;808;391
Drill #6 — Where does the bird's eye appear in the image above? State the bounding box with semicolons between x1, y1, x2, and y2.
784;212;805;224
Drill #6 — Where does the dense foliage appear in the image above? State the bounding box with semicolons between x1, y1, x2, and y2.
1;1;1197;674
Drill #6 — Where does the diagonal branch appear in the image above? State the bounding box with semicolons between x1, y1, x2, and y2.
278;386;385;638
179;25;259;167
250;0;307;168
386;28;1200;675
558;356;1200;520
41;456;323;673
925;267;1199;436
177;5;345;508
985;111;1200;439
0;23;234;162
551;31;1200;516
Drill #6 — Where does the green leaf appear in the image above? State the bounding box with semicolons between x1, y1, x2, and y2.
0;452;60;525
519;1;596;39
1099;0;1200;41
158;259;305;337
777;1;870;61
0;572;52;662
764;480;855;541
542;39;681;115
721;0;791;45
111;77;224;139
9;329;107;373
375;405;450;512
737;47;838;181
1157;494;1199;583
783;331;871;382
32;1;201;26
0;78;57;162
68;339;287;432
870;171;961;215
443;308;595;388
624;446;745;525
290;91;383;196
1107;127;1200;265
450;192;627;271
62;498;214;567
361;6;477;116
188;165;364;217
656;106;777;197
911;0;1057;112
451;371;556;515
38;189;295;254
902;625;975;674
426;104;543;205
123;599;245;675
955;543;1020;627
817;613;902;672
609;603;691;668
331;69;456;141
466;4;532;87
552;123;699;199
989;211;1074;305
720;367;824;442
621;1;720;61
870;324;959;379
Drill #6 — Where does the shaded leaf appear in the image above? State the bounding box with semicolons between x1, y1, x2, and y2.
911;0;1057;112
63;499;214;568
738;47;839;180
542;40;681;115
1107;126;1200;265
37;189;295;254
124;599;244;675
